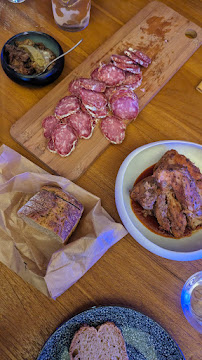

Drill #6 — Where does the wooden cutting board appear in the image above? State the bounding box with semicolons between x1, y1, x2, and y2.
10;1;202;180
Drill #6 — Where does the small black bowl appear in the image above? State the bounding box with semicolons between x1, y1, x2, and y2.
1;31;64;86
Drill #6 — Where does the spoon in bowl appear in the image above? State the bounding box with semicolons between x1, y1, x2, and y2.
38;38;83;75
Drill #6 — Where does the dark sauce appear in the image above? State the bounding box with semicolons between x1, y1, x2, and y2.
130;164;192;238
134;164;155;183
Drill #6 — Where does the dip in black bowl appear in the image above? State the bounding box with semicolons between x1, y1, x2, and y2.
1;31;64;86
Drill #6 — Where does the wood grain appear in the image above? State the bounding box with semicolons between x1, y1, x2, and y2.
0;1;202;360
10;1;202;180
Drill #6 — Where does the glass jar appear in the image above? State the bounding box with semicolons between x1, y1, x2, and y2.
51;0;91;32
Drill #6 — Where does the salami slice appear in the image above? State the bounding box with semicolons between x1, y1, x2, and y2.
81;104;98;128
105;85;138;103
110;86;136;102
79;88;107;111
96;63;125;86
111;54;134;65
124;48;151;68
109;87;139;113
110;96;139;120
68;78;82;97
55;96;80;119
84;106;108;119
100;116;126;144
47;138;56;153
42;115;59;139
69;78;106;96
124;72;142;89
80;103;90;114
104;86;116;101
52;123;78;157
79;104;97;125
112;60;141;74
91;67;99;81
130;48;151;64
67;110;94;139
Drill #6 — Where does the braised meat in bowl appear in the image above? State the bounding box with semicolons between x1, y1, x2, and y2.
130;150;202;238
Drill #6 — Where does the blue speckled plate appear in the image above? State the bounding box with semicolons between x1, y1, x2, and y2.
37;306;185;360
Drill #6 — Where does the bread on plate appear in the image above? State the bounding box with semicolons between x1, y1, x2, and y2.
69;321;129;360
17;185;84;244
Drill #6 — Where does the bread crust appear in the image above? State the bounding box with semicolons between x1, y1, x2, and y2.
18;186;84;243
41;185;84;210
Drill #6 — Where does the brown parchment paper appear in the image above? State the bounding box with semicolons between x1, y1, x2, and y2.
0;145;127;299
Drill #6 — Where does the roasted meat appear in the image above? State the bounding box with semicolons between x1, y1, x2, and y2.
130;176;158;210
154;191;171;233
154;165;202;230
130;149;202;238
153;149;202;181
166;190;187;237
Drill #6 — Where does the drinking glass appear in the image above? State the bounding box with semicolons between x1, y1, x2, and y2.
181;271;202;333
8;0;26;3
51;0;91;32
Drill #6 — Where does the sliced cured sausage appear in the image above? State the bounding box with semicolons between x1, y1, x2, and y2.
69;78;106;96
51;123;78;157
100;116;126;144
69;78;83;97
124;48;151;68
80;103;91;115
85;106;108;119
47;138;56;153
110;86;136;102
91;67;99;81
81;99;107;119
124;72;142;90
80;78;106;92
112;60;141;74
109;87;139;113
130;49;151;64
96;63;125;86
67;110;94;139
79;88;107;111
42;115;59;139
106;85;138;103
111;54;134;65
55;96;80;119
80;104;97;126
105;86;116;101
110;96;139;120
69;79;81;96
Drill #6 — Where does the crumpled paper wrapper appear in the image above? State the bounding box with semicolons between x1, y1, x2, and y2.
0;145;127;299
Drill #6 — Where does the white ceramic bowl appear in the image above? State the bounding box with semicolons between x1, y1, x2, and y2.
115;140;202;261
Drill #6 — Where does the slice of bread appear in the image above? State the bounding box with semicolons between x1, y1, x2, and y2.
69;325;99;360
17;185;84;244
69;322;129;360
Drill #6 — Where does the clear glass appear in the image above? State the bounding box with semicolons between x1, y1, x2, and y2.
51;0;91;32
181;271;202;333
8;0;25;3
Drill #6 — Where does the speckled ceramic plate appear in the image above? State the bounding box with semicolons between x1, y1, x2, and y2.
37;306;185;360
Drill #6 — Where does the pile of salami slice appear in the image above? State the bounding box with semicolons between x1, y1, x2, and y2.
42;48;151;157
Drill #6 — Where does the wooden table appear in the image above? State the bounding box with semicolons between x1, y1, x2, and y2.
0;0;201;359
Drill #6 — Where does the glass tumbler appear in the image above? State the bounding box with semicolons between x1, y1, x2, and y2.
51;0;91;32
8;0;25;3
181;271;202;333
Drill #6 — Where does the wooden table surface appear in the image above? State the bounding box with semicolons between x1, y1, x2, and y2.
0;0;201;359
